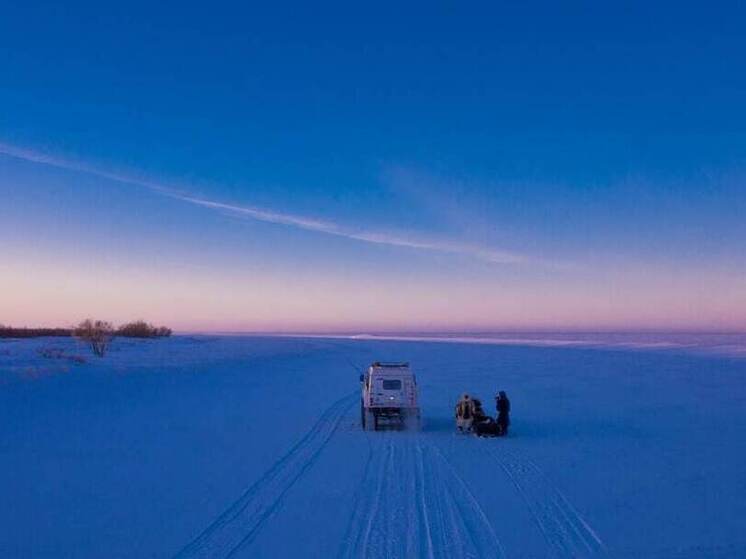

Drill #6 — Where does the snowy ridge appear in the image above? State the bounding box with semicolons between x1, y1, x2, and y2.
337;434;505;559
173;392;358;559
289;332;746;359
482;445;608;559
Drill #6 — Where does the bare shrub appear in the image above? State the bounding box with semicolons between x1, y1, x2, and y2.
39;347;65;359
74;319;114;357
38;347;88;364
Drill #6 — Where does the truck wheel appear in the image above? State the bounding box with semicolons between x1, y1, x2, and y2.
360;401;365;429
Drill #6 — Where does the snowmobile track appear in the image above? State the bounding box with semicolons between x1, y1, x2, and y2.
484;445;608;559
174;391;357;559
428;444;506;559
337;435;505;559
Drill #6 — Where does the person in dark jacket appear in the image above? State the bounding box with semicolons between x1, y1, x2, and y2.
495;391;511;436
472;398;498;437
472;398;486;421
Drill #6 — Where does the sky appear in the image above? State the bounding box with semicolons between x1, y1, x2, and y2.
1;2;745;332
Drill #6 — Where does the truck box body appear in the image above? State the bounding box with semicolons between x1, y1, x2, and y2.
361;362;420;430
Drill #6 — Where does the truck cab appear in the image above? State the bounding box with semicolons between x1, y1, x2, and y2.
360;362;420;430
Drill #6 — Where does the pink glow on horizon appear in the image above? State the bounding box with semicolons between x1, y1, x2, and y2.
2;252;745;332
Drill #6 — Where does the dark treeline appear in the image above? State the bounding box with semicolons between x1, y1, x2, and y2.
115;320;172;338
1;321;172;339
0;327;73;338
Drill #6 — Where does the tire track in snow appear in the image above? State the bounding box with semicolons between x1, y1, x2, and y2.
336;437;382;559
483;445;608;559
336;431;376;559
414;442;436;559
338;435;418;559
174;391;357;559
426;444;506;559
337;434;504;559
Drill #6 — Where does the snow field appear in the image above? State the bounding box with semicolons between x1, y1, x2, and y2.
2;334;745;558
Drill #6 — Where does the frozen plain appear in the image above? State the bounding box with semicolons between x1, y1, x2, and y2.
1;334;745;558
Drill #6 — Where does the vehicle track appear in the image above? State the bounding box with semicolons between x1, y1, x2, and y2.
483;445;608;558
427;444;506;559
174;391;358;559
338;435;424;559
338;434;505;559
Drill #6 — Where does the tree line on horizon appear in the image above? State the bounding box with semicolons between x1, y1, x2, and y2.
1;320;173;358
0;320;172;340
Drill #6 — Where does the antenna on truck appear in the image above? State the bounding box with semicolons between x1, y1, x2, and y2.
346;357;363;373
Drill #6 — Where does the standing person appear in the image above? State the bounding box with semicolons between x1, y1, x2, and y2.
455;393;475;432
495;391;511;436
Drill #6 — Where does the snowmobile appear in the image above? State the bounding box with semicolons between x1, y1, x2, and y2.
473;416;501;437
456;395;505;437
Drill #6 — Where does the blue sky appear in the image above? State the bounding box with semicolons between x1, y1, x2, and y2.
1;2;745;331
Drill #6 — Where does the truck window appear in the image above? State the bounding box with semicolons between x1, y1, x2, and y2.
382;379;402;390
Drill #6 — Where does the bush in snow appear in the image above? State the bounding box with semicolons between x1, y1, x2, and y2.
74;319;114;357
38;347;87;364
116;320;172;338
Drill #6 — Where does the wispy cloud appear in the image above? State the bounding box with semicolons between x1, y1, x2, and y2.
0;142;527;264
175;194;526;263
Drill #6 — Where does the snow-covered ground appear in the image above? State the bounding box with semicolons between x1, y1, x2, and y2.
1;334;745;558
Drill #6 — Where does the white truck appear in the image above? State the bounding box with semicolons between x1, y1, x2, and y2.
360;362;420;430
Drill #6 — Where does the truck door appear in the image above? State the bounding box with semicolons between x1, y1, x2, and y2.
380;378;404;406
